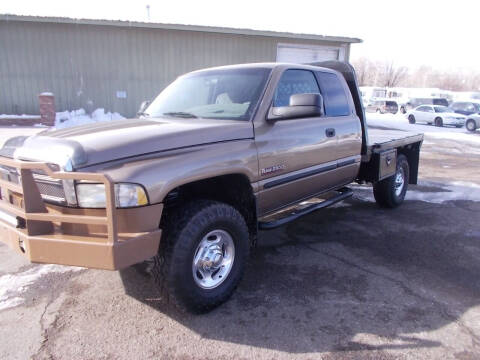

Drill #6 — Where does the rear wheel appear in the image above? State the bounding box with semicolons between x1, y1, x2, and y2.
466;119;477;132
400;106;406;114
435;117;443;127
408;115;416;124
151;200;249;313
373;154;410;208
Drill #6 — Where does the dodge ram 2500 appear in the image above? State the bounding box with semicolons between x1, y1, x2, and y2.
0;61;423;312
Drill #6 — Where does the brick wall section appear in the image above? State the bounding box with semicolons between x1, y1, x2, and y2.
0;117;42;126
0;93;55;126
38;93;55;126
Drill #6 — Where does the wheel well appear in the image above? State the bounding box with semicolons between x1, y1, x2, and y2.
161;174;258;245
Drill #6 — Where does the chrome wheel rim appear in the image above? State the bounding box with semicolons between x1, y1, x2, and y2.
192;229;235;289
467;121;475;131
395;167;405;197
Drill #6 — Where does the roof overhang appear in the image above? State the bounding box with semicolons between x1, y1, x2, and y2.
0;14;362;44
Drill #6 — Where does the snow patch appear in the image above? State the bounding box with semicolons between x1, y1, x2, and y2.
0;264;82;311
366;113;480;145
0;114;41;120
352;181;480;204
426;131;480;145
54;108;125;129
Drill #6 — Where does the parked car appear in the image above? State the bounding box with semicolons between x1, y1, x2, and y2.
407;105;466;127
365;99;399;114
406;97;449;110
450;101;480;116
465;114;480;132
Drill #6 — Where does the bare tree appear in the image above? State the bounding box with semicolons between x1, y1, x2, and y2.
351;57;375;86
378;61;408;87
351;57;480;91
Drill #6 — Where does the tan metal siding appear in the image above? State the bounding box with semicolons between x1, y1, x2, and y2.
0;20;350;117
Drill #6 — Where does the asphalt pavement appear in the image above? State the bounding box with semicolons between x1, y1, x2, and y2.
0;122;479;360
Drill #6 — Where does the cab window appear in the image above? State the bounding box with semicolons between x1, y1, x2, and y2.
273;70;320;107
316;72;350;116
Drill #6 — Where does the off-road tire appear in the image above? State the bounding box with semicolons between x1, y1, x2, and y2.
466;119;477;132
435;117;443;127
373;154;410;208
151;200;249;313
408;115;416;124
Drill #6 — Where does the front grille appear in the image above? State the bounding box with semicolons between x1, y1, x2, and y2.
32;172;67;204
0;164;68;205
0;165;20;184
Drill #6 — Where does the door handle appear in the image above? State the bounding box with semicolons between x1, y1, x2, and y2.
326;128;336;137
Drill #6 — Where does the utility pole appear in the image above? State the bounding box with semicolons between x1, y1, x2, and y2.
146;4;150;20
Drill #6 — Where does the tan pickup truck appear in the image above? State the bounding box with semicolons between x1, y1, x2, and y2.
0;61;423;312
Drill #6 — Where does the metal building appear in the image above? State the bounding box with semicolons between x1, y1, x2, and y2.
0;14;361;117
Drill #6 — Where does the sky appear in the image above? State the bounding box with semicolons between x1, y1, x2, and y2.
2;0;479;71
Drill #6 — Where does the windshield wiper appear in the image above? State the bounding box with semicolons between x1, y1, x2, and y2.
162;111;198;118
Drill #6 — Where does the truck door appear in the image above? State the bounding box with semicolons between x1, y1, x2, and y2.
315;71;362;183
254;69;342;215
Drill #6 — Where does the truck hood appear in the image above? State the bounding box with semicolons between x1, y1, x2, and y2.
11;117;254;169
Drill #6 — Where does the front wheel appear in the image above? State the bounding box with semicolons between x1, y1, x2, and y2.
435;117;443;127
373;154;410;208
466;119;477;132
151;200;249;313
408;115;416;124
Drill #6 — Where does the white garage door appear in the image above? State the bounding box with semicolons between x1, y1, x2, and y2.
276;43;345;63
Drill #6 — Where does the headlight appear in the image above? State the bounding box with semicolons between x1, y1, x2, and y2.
76;183;148;208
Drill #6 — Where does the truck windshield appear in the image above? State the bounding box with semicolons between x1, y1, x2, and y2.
145;68;271;121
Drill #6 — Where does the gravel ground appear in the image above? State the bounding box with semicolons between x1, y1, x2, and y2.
0;121;479;360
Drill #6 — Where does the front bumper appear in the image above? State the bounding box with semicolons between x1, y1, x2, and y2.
0;157;162;270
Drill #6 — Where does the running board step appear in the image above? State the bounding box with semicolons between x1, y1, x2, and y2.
258;187;353;230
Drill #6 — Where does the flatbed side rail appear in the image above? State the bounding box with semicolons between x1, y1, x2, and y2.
0;157;117;243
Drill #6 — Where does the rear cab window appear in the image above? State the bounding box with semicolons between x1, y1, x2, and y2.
315;72;350;116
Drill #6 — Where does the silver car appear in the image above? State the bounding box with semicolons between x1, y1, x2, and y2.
466;114;480;132
407;105;466;127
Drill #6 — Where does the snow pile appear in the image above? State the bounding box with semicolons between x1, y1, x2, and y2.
55;108;125;129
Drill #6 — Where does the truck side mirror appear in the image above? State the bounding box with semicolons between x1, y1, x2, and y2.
267;93;324;121
137;100;151;117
